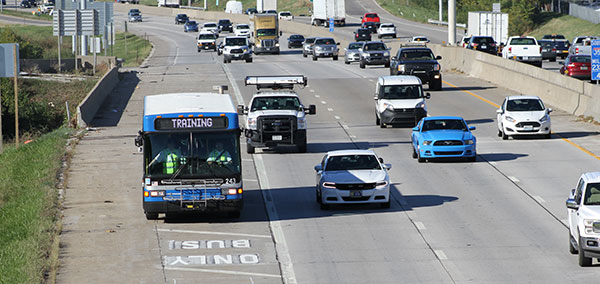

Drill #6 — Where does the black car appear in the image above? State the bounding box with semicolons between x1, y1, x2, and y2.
361;22;378;34
20;0;36;7
542;34;567;40
354;28;372;42
538;40;557;62
218;19;233;32
175;14;188;25
390;44;443;90
245;8;257;14
287;34;305;48
466;36;497;55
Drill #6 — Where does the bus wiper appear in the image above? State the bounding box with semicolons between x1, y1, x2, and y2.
168;159;188;182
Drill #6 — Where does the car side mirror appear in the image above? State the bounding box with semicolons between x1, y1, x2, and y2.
496;109;503;114
374;95;378;100
566;198;579;210
314;165;322;172
336;42;340;45
436;55;442;60
360;16;363;19
469;126;476;130
384;163;392;170
237;104;247;115
378;157;384;163
547;108;553;113
425;92;431;99
307;104;317;115
412;126;419;131
280;31;283;36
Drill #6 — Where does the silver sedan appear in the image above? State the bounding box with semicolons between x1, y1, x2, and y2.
344;42;363;64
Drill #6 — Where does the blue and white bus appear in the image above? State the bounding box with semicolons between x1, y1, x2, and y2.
135;93;243;219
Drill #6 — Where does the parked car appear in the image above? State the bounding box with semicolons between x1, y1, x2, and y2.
354;28;372;42
538;40;557;62
218;19;233;33
560;55;592;80
377;23;396;39
311;37;339;61
467;36;497;55
361;22;378;34
344;42;363;64
566;172;600;267
175;14;188;25
279;11;293;21
411;116;477;162
361;13;380;24
184;20;199;32
302;37;317;57
358;41;390;69
233;24;250;37
314;149;392;210
496;95;552;140
287;34;305;49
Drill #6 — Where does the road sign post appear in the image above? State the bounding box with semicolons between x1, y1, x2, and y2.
329;18;334;32
592;40;600;84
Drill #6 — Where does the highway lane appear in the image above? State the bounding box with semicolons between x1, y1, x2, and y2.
57;11;600;284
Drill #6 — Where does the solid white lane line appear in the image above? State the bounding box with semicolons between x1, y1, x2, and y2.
434;250;448;260
253;154;297;284
244;178;258;182
533;195;546;203
157;229;271;239
164;267;281;278
221;64;245;105
342;125;349;129
349;135;357;139
242;158;254;162
508;176;520;183
414;222;426;230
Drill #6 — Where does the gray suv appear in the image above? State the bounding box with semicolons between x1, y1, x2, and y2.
359;41;390;68
312;37;339;61
303;37;316;58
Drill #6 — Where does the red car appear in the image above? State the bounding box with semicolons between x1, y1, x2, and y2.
560;55;591;80
361;13;380;24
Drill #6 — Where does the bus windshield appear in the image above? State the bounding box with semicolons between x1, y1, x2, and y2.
144;132;241;181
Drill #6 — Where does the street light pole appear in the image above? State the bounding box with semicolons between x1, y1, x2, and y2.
448;0;456;45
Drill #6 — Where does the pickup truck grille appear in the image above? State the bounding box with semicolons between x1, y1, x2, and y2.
230;49;243;54
257;116;296;144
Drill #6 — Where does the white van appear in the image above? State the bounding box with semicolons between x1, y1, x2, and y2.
225;1;242;14
374;76;430;128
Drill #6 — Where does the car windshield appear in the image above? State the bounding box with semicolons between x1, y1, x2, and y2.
473;37;493;44
506;99;545;112
357;29;370;34
130;12;140;16
257;29;277;36
325;155;381;171
348;43;363;49
584;183;600;205
399;50;434;60
219;20;231;24
570;56;591;63
250;96;301;111
315;38;335;45
413;37;428;42
144;132;241;179
305;38;316;44
381;84;423;99
186;21;197;25
365;14;377;18
510;38;536;45
363;43;386;51
198;34;217;40
130;9;140;13
204;23;217;28
290;35;304;39
543;35;565;39
422;119;467;131
177;14;187;19
281;12;291;16
225;38;247;46
236;25;249;29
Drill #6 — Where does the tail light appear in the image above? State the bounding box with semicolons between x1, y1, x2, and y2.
568;63;576;68
508;47;512;53
490;43;496;47
575;47;580;54
472;43;478;48
552;48;557;52
539;46;542;53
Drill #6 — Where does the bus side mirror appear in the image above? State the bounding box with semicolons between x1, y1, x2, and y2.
134;131;143;152
307;104;316;115
237;104;247;115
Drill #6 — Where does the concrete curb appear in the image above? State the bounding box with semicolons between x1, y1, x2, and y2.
76;67;120;128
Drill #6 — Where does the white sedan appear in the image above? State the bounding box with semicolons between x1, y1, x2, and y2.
314;150;392;210
233;24;250;37
201;22;220;35
496;95;552;139
278;11;293;21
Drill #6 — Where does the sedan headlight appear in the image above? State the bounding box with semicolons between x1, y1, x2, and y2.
397;64;405;72
415;102;426;108
383;102;394;111
505;116;516;123
384;51;390;57
297;117;307;129
465;139;474;145
247;117;257;130
322;182;336;189
433;63;441;71
423;140;433;145
315;46;323;51
375;181;388;188
539;115;549;123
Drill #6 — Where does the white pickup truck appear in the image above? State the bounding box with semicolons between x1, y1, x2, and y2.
501;36;542;67
569;36;598;56
566;172;600;267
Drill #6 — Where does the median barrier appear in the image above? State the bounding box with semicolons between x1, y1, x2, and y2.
77;67;120;127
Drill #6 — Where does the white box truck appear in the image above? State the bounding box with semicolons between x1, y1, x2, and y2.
157;0;180;8
311;0;345;27
467;11;508;44
257;0;276;13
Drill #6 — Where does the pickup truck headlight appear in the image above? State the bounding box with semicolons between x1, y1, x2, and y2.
297;117;307;129
363;53;371;57
423;140;433;145
397;64;405;72
505;116;516;123
322;182;336;189
383;102;394;111
465;139;474;145
315;46;322;51
247;117;257;130
275;43;280;47
433;63;441;71
243;48;248;52
384;51;390;57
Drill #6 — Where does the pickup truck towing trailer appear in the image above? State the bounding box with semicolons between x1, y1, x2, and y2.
502;36;542;68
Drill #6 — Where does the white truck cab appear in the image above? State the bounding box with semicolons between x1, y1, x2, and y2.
502;36;542;67
374;75;430;128
238;76;316;153
222;36;253;63
567;172;600;266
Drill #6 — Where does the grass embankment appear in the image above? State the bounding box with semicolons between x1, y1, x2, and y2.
114;32;152;67
0;9;53;21
526;13;600;40
0;127;74;284
133;0;312;16
376;0;440;24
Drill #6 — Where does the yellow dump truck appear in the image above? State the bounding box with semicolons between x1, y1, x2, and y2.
252;14;281;55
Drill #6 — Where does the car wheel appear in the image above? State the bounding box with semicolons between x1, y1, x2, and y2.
333;56;338;61
227;210;241;218
417;149;425;163
501;129;508;140
246;58;253;63
380;199;391;209
431;80;442;91
545;132;551;139
345;60;350;64
246;142;255;154
197;49;201;53
412;147;417;159
320;202;329;210
569;232;578;254
497;128;502;137
313;56;317;61
145;212;159;220
579;237;593;266
360;61;365;69
303;52;307;58
316;187;322;204
550;57;556;62
384;62;390;68
379;121;386;128
375;113;380;125
297;139;307;153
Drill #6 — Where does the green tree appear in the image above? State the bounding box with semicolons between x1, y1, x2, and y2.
0;27;43;59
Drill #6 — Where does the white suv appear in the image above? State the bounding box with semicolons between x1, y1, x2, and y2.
377;23;396;39
567;172;600;266
496;96;552;140
374;75;430;128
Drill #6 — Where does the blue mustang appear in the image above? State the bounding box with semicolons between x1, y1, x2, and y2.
411;116;476;162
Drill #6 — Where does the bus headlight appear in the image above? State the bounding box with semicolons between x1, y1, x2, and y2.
247;117;257;130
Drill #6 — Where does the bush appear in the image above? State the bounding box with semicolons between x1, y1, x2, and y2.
0;27;44;59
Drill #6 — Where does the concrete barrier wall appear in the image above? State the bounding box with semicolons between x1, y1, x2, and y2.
77;67;120;127
569;3;600;24
114;5;600;120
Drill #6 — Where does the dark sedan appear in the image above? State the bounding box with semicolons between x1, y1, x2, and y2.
20;0;37;7
287;34;305;48
467;36;497;55
354;28;371;42
175;14;188;24
184;20;199;32
538;40;557;62
218;19;233;32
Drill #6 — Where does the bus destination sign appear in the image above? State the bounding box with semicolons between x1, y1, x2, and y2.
155;117;228;130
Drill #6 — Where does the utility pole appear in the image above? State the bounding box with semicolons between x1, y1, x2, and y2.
448;0;456;45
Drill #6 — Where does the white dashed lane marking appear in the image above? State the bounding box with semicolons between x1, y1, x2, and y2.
334;116;341;120
321;101;327;104
327;108;334;112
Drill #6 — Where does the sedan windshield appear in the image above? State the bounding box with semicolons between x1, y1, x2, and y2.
325;155;381;171
570;56;591;63
381;84;423;99
236;24;249;29
198;34;217;40
250;97;301;111
506;99;544;112
290;35;304;40
186;21;197;26
584;183;600;205
422;119;467;131
204;23;217;28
